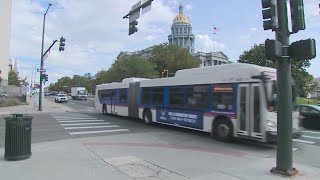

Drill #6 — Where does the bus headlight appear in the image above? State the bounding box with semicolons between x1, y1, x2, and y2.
267;120;276;128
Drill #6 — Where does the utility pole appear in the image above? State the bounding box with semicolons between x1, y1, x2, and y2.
39;3;52;111
261;0;316;176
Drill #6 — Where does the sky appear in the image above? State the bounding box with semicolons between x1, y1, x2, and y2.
9;0;320;87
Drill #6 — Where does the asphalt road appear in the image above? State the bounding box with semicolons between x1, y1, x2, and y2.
1;96;320;169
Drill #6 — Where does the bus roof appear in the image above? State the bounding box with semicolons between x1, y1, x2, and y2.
96;77;150;90
140;63;276;87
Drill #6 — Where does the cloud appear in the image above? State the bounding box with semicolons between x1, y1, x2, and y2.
10;0;176;84
250;27;257;32
185;4;192;11
195;34;226;52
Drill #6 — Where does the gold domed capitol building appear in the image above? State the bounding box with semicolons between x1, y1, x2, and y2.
168;5;195;54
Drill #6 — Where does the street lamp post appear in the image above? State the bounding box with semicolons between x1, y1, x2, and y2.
38;3;52;111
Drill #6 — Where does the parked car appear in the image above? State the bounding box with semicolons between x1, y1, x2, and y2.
296;104;320;130
55;94;68;103
0;91;8;97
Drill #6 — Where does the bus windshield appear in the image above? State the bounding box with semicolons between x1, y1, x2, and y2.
78;90;87;95
265;80;296;112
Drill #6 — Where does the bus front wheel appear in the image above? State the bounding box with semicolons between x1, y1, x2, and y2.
143;110;152;125
102;104;107;115
212;118;234;142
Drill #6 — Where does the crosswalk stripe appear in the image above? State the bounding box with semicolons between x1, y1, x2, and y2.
61;122;110;126
293;139;315;144
301;135;320;140
58;120;104;123
52;115;92;117
69;129;129;135
55;117;98;120
64;125;119;130
292;148;298;151
301;130;320;135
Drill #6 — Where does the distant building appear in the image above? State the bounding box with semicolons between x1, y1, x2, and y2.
0;0;12;86
193;51;232;67
168;5;195;54
311;77;320;98
116;4;231;67
117;45;155;60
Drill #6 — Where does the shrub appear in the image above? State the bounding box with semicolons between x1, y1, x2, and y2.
0;98;23;107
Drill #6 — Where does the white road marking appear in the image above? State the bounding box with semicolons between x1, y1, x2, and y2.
55;117;97;120
61;122;110;126
293;139;315;144
69;129;130;135
58;120;104;123
301;130;320;135
64;125;119;130
292;148;298;151
301;135;320;140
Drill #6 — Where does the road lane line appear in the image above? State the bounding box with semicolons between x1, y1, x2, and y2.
301;135;320;140
58;120;104;123
70;129;130;135
292;148;298;151
55;117;97;120
64;125;119;130
292;139;315;144
61;122;110;126
301;130;320;135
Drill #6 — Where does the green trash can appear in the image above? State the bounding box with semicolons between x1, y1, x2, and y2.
4;113;33;160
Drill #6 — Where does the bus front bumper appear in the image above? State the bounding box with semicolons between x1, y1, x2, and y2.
266;130;302;143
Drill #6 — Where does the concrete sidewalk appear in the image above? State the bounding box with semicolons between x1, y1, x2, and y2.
0;95;73;115
0;133;319;180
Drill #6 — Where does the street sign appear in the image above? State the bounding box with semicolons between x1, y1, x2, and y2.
129;1;141;23
37;68;46;72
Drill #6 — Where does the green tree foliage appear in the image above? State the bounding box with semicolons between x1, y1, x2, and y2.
106;55;157;82
238;43;313;97
8;71;20;86
150;43;201;76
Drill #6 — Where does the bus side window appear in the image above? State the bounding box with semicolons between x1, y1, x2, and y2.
213;84;233;111
119;89;127;104
142;88;152;105
186;85;210;109
169;87;185;108
151;88;163;106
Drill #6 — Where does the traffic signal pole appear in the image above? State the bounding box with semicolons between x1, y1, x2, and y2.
273;0;294;173
39;4;52;111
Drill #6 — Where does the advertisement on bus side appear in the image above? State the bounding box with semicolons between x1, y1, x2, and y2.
156;108;203;129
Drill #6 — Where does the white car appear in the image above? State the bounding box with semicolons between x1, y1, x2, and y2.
55;94;68;103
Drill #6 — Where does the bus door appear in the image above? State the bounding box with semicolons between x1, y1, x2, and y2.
110;90;117;114
237;83;263;139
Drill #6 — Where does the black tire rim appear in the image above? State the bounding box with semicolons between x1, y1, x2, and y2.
217;124;230;138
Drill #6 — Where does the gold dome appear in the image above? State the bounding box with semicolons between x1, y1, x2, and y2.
172;5;190;24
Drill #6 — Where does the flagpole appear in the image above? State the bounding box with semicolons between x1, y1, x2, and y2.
212;25;215;52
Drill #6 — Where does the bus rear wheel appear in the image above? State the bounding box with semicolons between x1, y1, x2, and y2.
212;118;234;142
143;110;152;125
102;104;107;115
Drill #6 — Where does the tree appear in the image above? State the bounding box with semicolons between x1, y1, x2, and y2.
8;71;20;86
106;55;157;82
238;43;312;97
150;44;201;76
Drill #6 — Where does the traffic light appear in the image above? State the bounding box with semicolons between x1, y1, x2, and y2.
162;70;168;78
59;36;66;51
129;20;138;35
289;38;316;61
44;74;48;82
289;0;305;33
261;0;278;31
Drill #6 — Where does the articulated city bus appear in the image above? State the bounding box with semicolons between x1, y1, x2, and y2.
95;63;301;143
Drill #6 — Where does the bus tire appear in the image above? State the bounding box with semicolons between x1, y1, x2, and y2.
212;117;234;142
143;110;153;125
102;104;107;115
